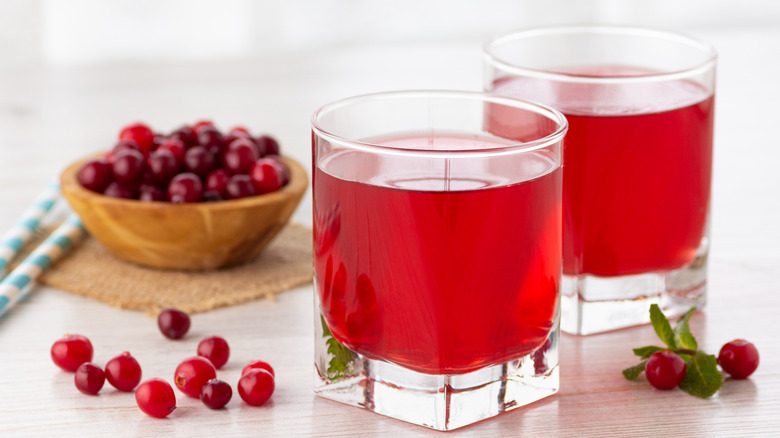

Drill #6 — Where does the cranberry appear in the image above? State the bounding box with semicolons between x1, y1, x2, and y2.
119;123;155;155
223;139;259;175
157;308;191;340
264;155;291;185
225;175;256;199
229;126;250;136
197;336;230;369
167;173;203;203
205;168;230;196
111;149;146;185
718;339;759;379
255;135;279;156
51;334;93;372
139;184;167;202
197;126;224;151
74;362;105;395
174;356;217;398
184;145;216;178
242;360;275;378
200;379;232;409
157;138;186;163
238;369;275;407
645;350;686;390
147;150;180;185
250;158;284;194
192;120;215;134
135;378;176;418
202;190;224;202
103;181;135;199
105;351;142;392
169;125;197;148
77;158;113;193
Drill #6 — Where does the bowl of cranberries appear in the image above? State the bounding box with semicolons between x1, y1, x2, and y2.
60;121;308;270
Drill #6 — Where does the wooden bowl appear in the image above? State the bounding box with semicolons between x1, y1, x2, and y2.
60;154;308;270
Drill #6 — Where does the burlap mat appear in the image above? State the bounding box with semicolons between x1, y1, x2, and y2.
17;223;313;315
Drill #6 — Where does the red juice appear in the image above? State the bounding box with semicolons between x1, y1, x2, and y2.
491;70;714;276
313;135;561;375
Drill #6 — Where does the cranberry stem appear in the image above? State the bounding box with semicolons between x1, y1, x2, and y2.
675;348;698;356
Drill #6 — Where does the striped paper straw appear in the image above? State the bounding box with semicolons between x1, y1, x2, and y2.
0;181;61;275
0;214;86;318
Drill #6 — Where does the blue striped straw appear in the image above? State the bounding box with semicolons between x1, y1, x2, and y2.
0;214;86;318
0;181;61;276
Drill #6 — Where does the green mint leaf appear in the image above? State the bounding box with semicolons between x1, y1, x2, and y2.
649;304;677;350
673;307;698;351
633;345;666;359
679;350;723;398
320;315;357;379
623;361;647;380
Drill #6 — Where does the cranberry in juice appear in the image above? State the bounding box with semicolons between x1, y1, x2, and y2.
491;71;714;277
313;135;561;375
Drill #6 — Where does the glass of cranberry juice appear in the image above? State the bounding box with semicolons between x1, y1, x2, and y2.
484;26;717;335
312;91;567;430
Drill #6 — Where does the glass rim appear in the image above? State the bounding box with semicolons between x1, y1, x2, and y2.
311;90;568;158
483;24;718;84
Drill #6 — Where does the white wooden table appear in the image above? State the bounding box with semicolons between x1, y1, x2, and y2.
1;28;779;437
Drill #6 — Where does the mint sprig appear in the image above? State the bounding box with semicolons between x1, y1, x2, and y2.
623;304;722;398
320;315;357;379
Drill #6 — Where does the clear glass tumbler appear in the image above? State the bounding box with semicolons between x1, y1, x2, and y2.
311;90;567;430
484;26;717;335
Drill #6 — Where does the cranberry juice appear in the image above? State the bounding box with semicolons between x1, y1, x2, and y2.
492;70;714;276
313;135;561;374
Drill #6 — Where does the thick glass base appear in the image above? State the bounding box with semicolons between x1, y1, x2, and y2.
561;250;708;335
314;317;559;431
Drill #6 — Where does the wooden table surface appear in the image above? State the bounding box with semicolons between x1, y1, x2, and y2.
1;27;778;437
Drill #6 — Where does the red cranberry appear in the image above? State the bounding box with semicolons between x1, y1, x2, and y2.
242;360;275;378
200;379;232;409
184;146;216;178
157;308;191;339
51;334;93;372
157;138;186;163
139;184;167;202
105;351;142;392
192;120;215;134
74;362;105;395
250;158;284;194
169;125;197;147
255;135;279;156
77;158;113;193
136;378;177;418
223;139;259;175
111;149;146;185
205;169;230;196
147;150;180;185
238;369;275;406
225;175;256;199
197;336;230;369
718;339;759;379
119;123;155;155
197;126;224;151
645;350;686;390
167;173;203;203
264;155;291;185
229;126;250;136
103;182;135;199
174;356;217;398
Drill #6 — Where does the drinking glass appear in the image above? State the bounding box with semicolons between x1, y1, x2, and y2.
484;26;717;335
311;90;567;430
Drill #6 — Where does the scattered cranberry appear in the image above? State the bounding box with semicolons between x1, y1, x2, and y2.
157;308;191;340
174;356;217;398
77;158;112;193
119;123;156;155
148;150;180;185
167;173;203;203
255;135;279;156
645;350;686;390
205;168;230;196
250;158;284;194
242;360;275;378
225;175;256;199
135;378;177;418
718;339;759;379
105;351;142;392
238;369;275;407
200;379;232;409
74;362;105;395
184;145;216;178
139;184;167;202
197;336;230;369
103;181;135;199
51;334;94;372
